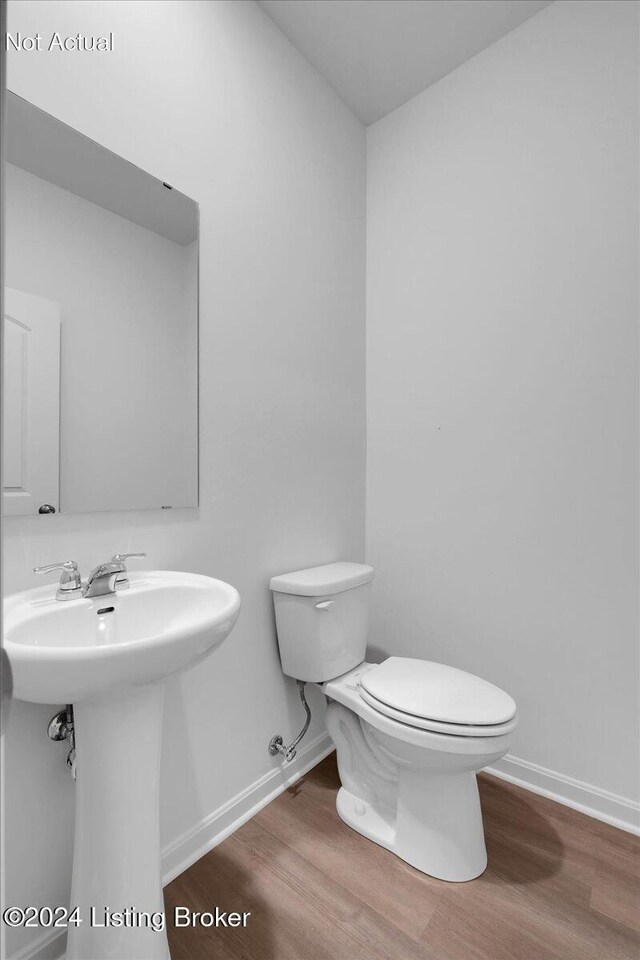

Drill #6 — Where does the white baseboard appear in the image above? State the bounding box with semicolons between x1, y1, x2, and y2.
161;731;334;883
8;923;68;960
485;753;640;836
10;733;334;960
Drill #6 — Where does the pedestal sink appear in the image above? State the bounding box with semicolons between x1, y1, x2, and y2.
3;570;241;960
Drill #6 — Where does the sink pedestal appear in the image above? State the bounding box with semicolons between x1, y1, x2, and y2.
67;685;170;960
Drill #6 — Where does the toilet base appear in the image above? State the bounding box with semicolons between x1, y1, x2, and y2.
325;694;503;883
335;779;487;883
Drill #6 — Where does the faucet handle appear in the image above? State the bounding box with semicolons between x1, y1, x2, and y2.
111;553;146;589
33;560;83;601
34;560;78;575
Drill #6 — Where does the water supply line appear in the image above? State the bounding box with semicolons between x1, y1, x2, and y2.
269;680;311;762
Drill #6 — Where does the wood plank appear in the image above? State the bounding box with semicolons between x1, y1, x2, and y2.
590;862;640;933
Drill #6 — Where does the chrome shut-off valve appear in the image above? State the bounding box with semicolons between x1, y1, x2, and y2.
268;680;311;763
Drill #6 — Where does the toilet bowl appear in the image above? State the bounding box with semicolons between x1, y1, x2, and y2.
270;562;517;882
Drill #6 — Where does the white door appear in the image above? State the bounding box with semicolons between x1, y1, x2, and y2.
2;287;61;516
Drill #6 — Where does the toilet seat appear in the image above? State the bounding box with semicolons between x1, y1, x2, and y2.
358;657;517;738
358;687;518;737
325;663;516;754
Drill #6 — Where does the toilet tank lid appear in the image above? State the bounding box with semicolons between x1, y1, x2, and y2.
269;562;374;597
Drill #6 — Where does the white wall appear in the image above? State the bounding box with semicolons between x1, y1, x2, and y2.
3;1;365;956
5;163;198;512
367;0;638;803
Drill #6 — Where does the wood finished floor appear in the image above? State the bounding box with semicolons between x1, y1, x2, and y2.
164;754;640;960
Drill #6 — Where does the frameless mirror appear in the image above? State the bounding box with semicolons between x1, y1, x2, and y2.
3;91;198;515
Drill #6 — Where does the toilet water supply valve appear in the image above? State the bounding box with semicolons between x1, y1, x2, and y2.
48;705;76;779
269;680;311;762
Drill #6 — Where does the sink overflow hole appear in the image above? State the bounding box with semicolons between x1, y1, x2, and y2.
97;606;115;615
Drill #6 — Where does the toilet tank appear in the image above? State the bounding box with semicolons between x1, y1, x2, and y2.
269;562;374;682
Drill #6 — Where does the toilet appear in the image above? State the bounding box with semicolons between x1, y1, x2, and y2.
270;561;517;882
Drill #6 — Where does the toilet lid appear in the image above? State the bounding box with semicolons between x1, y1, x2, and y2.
360;658;516;726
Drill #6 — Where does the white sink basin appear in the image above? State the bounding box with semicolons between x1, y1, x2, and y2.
3;570;240;960
4;570;241;703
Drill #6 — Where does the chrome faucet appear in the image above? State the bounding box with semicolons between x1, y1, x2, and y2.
84;553;146;598
34;553;146;601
